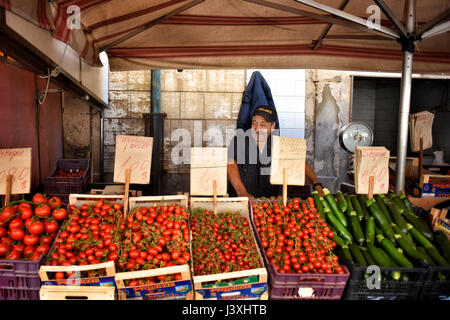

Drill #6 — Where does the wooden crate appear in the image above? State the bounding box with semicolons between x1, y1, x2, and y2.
116;194;193;300
128;194;188;210
40;285;115;300
40;195;123;293
39;261;116;287
115;265;193;300
419;174;450;188
189;197;268;300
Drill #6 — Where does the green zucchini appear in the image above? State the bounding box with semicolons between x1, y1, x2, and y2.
320;197;331;212
377;234;413;267
349;243;367;266
367;198;396;243
365;217;375;244
324;188;348;228
378;247;399;267
361;247;377;265
357;194;371;220
434;230;450;264
417;246;435;265
375;194;393;225
349;211;365;246
350;195;365;221
392;228;426;262
389;193;409;213
324;208;353;243
367;242;390;267
345;194;354;212
407;224;448;266
392;224;415;248
332;232;350;248
336;191;348;213
340;246;353;261
312;191;325;220
402;209;434;241
387;199;409;235
398;193;414;211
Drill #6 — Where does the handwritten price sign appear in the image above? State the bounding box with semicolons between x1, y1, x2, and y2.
190;147;227;196
113;135;153;184
355;146;390;194
270;136;306;186
0;148;32;195
409;111;434;152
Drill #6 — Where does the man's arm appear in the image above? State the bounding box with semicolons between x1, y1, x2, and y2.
305;161;324;197
227;160;254;199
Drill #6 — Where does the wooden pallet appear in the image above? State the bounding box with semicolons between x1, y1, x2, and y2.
115;265;193;300
128;194;189;210
189;197;268;300
40;285;115;300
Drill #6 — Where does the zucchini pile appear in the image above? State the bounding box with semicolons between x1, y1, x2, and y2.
313;189;450;281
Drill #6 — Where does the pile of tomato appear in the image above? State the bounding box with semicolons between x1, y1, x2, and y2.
0;194;66;261
45;200;123;280
118;204;191;285
252;197;345;275
190;209;262;276
55;168;86;178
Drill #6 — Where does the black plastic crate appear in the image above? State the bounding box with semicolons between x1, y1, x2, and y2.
44;159;90;194
419;266;450;300
341;259;428;300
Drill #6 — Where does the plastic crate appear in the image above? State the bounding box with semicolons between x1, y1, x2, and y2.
249;199;350;300
419;266;450;300
341;259;428;300
44;159;90;194
0;255;47;300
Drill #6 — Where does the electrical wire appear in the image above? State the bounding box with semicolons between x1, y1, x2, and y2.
37;44;67;104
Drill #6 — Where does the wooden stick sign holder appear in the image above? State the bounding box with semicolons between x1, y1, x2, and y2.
419;138;424;182
368;176;375;200
4;174;12;206
123;169;131;218
213;180;218;215
283;168;288;207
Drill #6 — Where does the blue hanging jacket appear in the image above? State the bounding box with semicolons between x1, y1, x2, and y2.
236;71;280;131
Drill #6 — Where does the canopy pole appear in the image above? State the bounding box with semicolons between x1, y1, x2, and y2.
395;0;416;193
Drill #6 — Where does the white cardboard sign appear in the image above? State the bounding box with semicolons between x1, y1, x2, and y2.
190;147;227;196
355;146;390;194
0;148;32;195
270;136;306;186
113;135;153;184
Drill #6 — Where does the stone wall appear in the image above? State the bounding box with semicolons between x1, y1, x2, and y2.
161;70;246;194
62;92;102;182
105;70;151;182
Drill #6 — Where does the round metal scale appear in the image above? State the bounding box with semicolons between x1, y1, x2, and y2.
339;122;374;153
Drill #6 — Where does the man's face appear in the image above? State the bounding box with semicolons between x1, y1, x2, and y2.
251;115;275;142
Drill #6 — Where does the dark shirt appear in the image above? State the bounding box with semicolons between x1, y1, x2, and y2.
227;131;282;198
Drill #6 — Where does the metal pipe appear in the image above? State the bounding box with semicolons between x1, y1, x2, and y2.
151;70;161;113
395;0;415;193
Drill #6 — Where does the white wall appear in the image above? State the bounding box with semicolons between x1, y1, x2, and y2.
246;69;306;138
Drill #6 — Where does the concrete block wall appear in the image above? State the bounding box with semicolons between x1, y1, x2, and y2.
161;70;246;177
246;69;306;139
105;70;151;181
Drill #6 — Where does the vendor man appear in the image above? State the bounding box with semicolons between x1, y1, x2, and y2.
227;105;324;199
